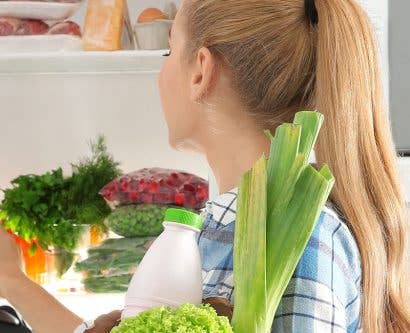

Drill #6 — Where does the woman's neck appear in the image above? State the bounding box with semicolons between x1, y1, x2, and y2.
201;123;272;194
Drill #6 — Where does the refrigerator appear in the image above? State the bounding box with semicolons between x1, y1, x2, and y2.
0;0;407;321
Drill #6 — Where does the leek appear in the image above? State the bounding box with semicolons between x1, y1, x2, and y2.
232;111;335;333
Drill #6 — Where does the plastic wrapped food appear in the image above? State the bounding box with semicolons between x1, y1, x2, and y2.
75;237;154;276
0;17;82;52
106;204;175;237
0;18;48;36
0;18;80;36
100;168;209;211
47;21;81;36
76;237;154;293
83;0;134;51
83;274;132;293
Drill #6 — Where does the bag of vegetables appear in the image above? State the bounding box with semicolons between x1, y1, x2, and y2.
75;237;155;293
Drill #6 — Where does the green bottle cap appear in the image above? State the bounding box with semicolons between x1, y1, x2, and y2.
164;208;203;230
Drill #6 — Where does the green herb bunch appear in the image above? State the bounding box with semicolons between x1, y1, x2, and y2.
0;136;121;257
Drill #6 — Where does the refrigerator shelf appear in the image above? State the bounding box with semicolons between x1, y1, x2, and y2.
0;50;167;74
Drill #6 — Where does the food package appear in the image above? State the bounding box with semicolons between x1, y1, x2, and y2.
82;274;132;293
100;168;209;211
0;18;81;36
106;204;183;238
75;237;154;293
0;18;82;52
83;0;135;51
0;1;84;21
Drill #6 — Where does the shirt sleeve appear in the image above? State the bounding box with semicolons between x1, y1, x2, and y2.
271;211;362;333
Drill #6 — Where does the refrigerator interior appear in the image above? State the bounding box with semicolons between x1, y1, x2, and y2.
0;1;213;201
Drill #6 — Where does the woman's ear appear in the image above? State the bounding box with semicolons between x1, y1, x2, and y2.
190;47;218;103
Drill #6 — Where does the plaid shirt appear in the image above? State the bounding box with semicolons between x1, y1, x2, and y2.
197;188;362;332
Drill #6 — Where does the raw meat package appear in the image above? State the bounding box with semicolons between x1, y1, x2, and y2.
100;168;209;211
0;18;82;52
83;0;135;51
0;18;81;36
0;1;83;21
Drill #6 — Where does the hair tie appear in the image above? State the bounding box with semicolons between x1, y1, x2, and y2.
305;0;319;25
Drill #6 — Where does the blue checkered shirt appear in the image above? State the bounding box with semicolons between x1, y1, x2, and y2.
197;188;362;332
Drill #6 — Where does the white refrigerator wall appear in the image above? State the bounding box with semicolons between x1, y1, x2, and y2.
0;71;208;197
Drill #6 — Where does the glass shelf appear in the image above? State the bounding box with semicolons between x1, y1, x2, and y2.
0;50;167;74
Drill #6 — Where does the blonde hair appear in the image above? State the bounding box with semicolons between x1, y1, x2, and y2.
182;0;410;332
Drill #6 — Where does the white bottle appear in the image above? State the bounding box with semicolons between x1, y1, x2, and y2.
122;208;204;319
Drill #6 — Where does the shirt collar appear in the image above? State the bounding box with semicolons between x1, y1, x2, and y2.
201;187;238;226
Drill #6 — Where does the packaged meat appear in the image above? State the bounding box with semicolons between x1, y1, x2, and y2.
0;17;49;36
83;0;134;51
0;1;84;21
47;20;81;36
100;168;209;211
0;17;20;36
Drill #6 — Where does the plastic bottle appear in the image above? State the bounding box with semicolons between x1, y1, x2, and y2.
122;208;204;318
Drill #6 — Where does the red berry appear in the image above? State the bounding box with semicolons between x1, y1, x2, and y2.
137;179;146;191
128;191;139;201
175;192;185;206
120;182;129;192
148;181;160;193
196;185;209;200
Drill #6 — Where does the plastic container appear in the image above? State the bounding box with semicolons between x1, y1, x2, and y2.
134;19;172;50
0;35;82;53
122;208;204;319
0;1;84;21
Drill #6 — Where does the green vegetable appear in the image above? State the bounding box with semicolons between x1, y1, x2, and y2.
87;236;154;255
231;111;335;333
0;136;121;265
75;237;154;292
107;204;173;237
83;274;132;293
65;135;121;232
111;304;233;333
0;169;76;254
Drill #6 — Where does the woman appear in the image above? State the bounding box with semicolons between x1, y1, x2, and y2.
0;0;409;332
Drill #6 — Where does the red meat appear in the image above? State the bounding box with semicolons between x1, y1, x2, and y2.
15;19;49;35
0;17;21;36
47;21;81;36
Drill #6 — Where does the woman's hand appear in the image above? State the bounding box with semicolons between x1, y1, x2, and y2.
203;297;233;320
0;224;23;298
86;310;122;333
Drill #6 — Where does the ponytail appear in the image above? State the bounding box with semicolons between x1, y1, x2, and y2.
314;1;410;331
